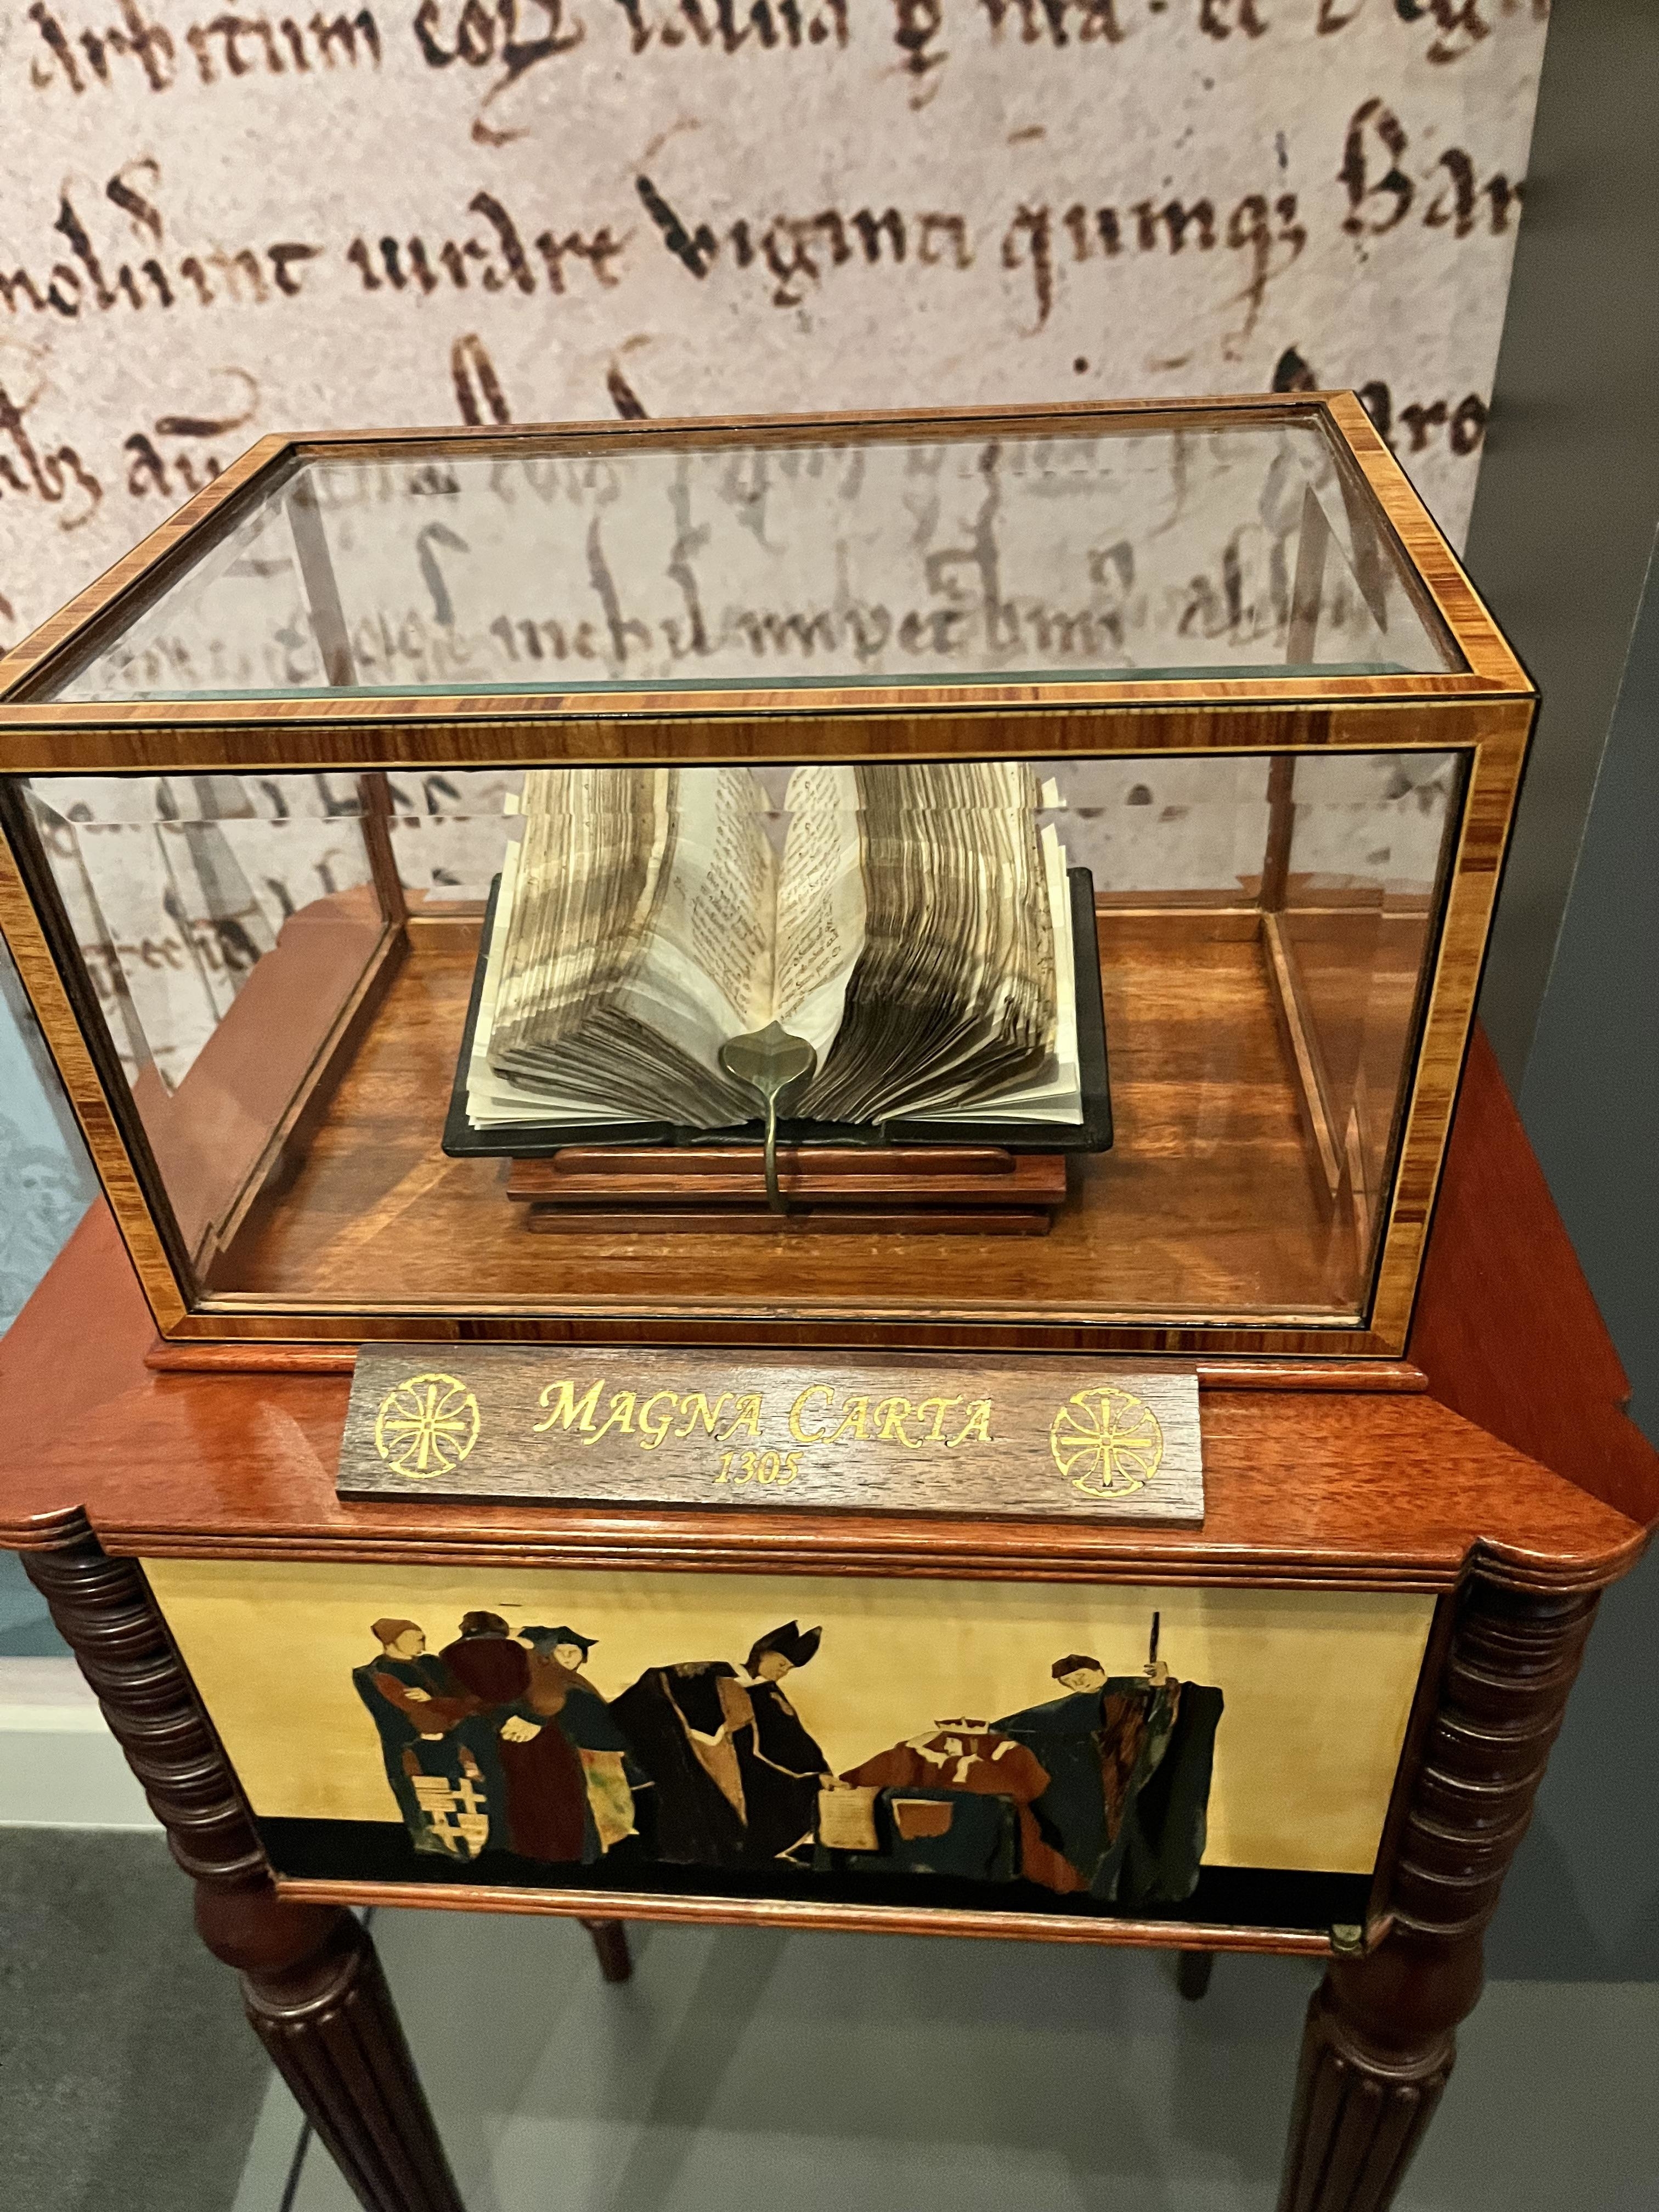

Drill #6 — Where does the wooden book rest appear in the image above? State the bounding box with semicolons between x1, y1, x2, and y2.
505;1144;1068;1235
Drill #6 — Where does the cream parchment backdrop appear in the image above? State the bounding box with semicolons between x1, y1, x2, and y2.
0;0;1548;650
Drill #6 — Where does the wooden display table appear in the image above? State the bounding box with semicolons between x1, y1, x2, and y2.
2;1034;1654;2212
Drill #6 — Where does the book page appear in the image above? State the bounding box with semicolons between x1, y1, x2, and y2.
918;825;1081;1122
773;765;866;1059
799;762;1057;1122
466;760;1079;1133
490;766;668;1060
467;837;597;1125
479;767;758;1126
633;766;776;1040
470;791;758;1128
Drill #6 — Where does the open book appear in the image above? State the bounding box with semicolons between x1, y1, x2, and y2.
461;762;1087;1136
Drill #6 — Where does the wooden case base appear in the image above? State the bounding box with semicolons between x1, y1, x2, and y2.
505;1143;1068;1235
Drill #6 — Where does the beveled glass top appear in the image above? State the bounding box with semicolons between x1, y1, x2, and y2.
37;410;1459;703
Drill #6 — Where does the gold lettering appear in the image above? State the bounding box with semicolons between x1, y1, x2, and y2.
582;1390;637;1444
637;1391;678;1449
874;1395;919;1447
828;1395;870;1443
949;1400;994;1446
675;1391;732;1437
789;1384;835;1442
916;1395;964;1443
533;1378;603;1434
718;1393;763;1442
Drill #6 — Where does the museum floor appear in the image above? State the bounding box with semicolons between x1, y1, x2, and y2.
3;1828;1655;2212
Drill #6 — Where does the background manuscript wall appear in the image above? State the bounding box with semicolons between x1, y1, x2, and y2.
1;0;1549;653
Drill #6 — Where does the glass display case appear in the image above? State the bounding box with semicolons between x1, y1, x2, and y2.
0;396;1534;1360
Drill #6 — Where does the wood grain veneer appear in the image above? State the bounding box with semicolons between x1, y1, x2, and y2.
506;1144;1070;1235
0;695;1522;769
506;1144;1068;1201
1409;1029;1659;1529
137;1342;1429;1390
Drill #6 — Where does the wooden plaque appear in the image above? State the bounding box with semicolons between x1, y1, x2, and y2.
337;1346;1204;1523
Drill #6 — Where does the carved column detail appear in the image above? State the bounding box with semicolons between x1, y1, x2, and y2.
22;1513;464;2212
1277;1573;1598;2212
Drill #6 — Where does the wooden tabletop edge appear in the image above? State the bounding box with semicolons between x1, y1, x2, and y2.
5;1509;1643;1595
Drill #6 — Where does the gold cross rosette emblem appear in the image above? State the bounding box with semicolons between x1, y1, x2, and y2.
1049;1383;1165;1499
374;1372;481;1478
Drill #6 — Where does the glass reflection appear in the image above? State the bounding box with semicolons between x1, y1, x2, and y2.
43;417;1457;703
19;749;1461;1323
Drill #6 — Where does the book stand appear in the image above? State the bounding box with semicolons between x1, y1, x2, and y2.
505;1143;1070;1234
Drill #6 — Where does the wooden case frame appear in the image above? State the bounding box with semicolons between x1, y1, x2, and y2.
0;394;1534;1362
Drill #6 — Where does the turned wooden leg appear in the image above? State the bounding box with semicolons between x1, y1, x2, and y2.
580;1916;634;1984
1177;1950;1214;2002
1278;1936;1472;2212
22;1512;465;2212
1277;1576;1598;2212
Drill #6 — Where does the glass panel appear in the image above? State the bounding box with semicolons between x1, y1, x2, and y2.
385;767;526;910
23;771;391;1266
19;749;1462;1325
1273;751;1460;1282
41;415;1458;703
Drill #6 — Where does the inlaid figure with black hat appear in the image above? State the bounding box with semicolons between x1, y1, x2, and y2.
611;1620;828;1869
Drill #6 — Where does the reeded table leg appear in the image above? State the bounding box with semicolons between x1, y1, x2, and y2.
1278;1937;1471;2212
1176;1950;1214;2002
1277;1575;1598;2212
580;1917;634;1983
23;1511;464;2212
